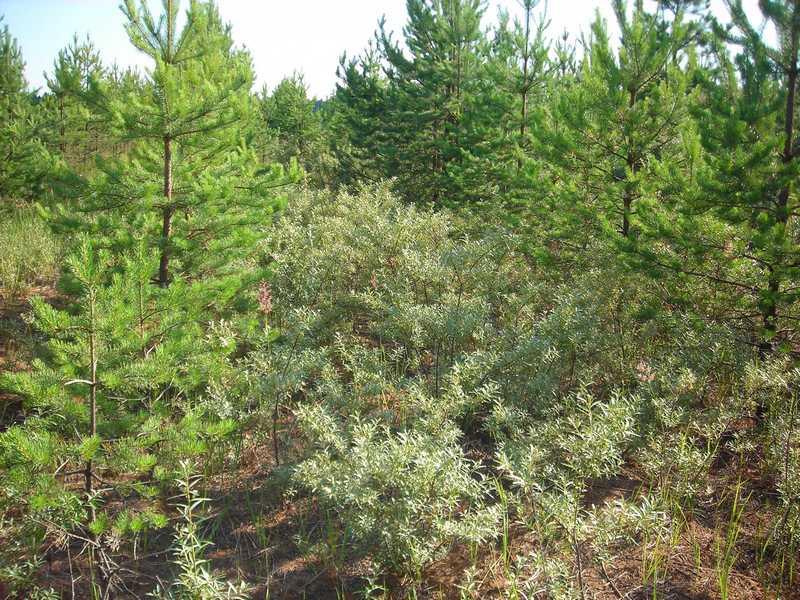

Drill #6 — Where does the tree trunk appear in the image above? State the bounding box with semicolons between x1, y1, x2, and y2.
622;193;632;238
59;96;66;154
517;3;532;172
85;292;97;497
85;290;101;596
761;16;798;356
158;135;173;288
623;88;638;238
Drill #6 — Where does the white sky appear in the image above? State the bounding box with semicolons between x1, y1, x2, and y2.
1;0;765;99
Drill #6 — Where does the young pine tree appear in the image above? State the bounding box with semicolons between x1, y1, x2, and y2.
257;74;331;186
464;0;553;218
44;35;106;171
535;0;698;243
0;237;244;596
77;0;292;290
499;0;552;172
329;43;390;187
0;17;51;204
379;0;488;206
643;0;800;356
0;240;152;594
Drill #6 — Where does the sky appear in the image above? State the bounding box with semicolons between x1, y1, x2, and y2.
1;0;766;99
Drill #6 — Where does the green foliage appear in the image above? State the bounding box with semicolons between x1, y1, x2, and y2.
328;45;389;187
246;187;737;589
0;236;244;596
535;0;698;243
378;0;488;205
332;0;521;206
250;187;512;575
41;33;124;176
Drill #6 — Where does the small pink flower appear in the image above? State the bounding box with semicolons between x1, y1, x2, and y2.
258;281;273;315
635;361;655;383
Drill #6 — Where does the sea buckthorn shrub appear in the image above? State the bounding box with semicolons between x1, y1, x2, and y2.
247;185;788;592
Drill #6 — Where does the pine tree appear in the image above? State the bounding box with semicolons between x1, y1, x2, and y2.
103;63;146;160
459;0;552;217
535;0;697;242
378;0;488;206
44;35;105;170
0;17;51;204
257;74;331;185
491;0;551;171
329;43;390;187
643;0;800;355
75;0;292;289
0;237;242;595
507;0;551;167
331;1;535;207
1;240;142;594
